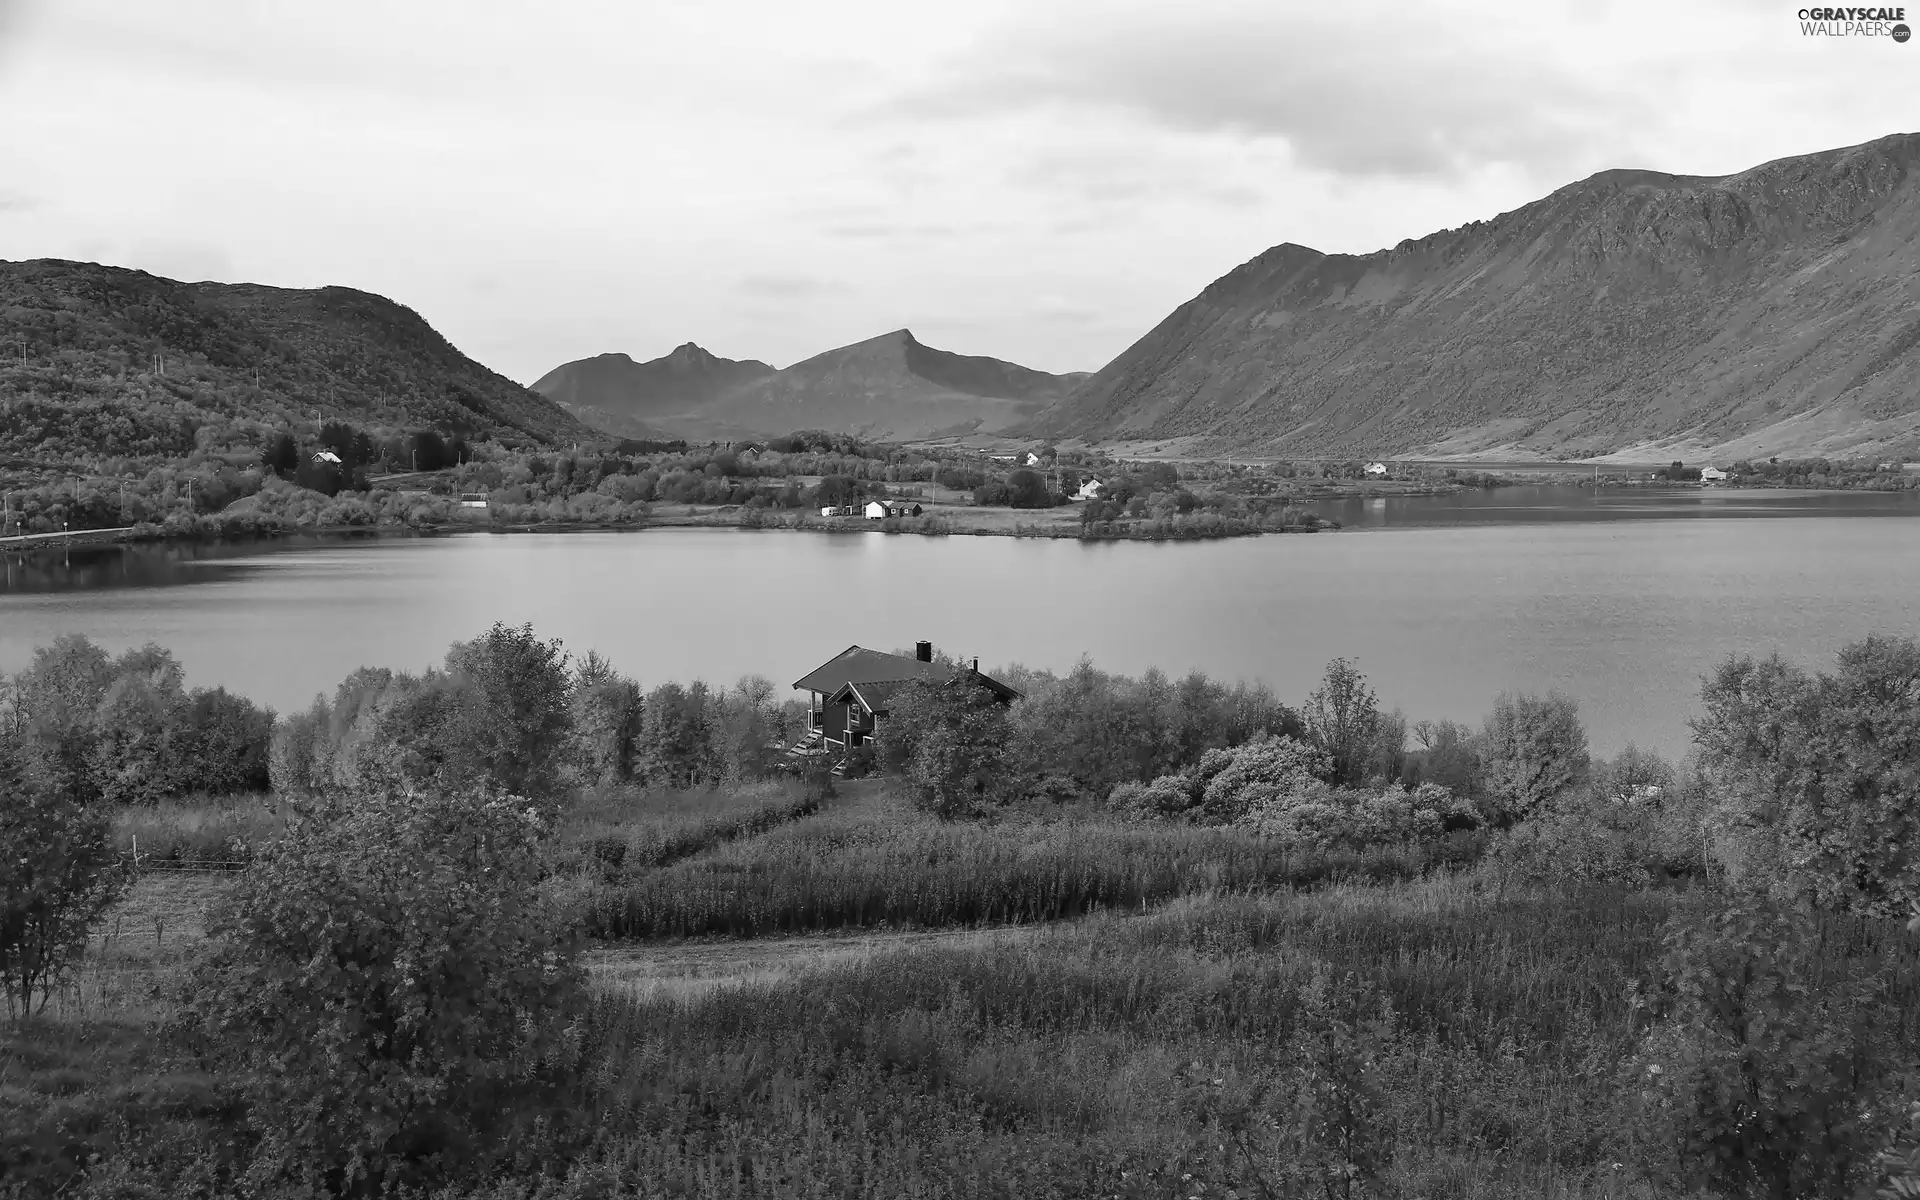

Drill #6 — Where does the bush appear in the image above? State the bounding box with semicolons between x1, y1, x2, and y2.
1627;886;1890;1199
0;734;127;1021
187;789;588;1194
1199;735;1331;824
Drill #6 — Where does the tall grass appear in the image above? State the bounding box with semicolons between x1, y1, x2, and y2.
540;878;1920;1198
567;803;1486;938
558;778;820;870
109;795;281;866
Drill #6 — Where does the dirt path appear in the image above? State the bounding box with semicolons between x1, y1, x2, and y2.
586;924;1047;1002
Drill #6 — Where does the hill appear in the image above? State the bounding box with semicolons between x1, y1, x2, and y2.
0;259;591;475
530;343;775;439
1029;133;1920;462
563;329;1088;442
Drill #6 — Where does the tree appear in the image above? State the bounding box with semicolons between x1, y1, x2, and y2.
636;681;713;788
175;686;276;794
438;623;573;802
1304;658;1381;787
1411;718;1480;799
882;673;1013;818
1477;690;1589;824
567;651;641;788
814;475;861;507
410;430;451;471
1693;636;1920;917
88;644;188;805
10;635;113;806
1005;468;1050;509
262;432;300;474
188;789;587;1194
0;712;126;1021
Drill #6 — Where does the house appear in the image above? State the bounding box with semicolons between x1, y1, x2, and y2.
865;500;890;519
1072;478;1106;501
312;450;342;465
1363;462;1388;476
1023;452;1043;467
792;642;1020;752
1699;466;1729;482
458;492;489;508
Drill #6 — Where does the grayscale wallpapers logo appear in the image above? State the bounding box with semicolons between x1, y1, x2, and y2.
1798;6;1910;37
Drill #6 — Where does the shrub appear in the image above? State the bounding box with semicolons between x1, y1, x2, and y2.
1199;734;1331;825
1627;886;1887;1199
1107;773;1201;820
187;789;588;1194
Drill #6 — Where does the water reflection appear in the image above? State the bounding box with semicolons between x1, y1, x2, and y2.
0;533;407;594
1307;485;1920;529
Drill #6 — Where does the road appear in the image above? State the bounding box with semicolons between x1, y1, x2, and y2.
0;525;134;547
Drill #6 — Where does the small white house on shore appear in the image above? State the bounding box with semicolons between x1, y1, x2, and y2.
864;500;890;519
458;493;489;508
312;450;342;465
1364;462;1388;476
1073;478;1106;501
1699;466;1729;482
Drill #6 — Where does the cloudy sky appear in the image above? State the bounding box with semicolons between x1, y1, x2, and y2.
0;0;1914;381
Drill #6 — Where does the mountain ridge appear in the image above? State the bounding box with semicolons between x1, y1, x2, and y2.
530;342;776;439
1030;132;1920;461
537;328;1089;442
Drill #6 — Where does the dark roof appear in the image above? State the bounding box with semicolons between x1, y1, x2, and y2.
792;645;948;694
794;644;1021;702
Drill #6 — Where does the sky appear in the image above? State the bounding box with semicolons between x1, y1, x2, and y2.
0;0;1915;382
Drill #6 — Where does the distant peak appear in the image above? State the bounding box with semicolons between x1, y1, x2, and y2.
667;342;712;360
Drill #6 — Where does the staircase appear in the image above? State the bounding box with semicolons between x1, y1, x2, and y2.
782;730;825;769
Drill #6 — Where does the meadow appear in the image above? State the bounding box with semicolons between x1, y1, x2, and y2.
9;777;1920;1199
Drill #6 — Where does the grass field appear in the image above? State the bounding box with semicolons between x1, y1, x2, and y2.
8;780;1919;1198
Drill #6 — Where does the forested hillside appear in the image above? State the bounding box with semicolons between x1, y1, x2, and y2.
0;259;588;479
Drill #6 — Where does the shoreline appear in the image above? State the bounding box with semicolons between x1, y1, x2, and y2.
4;479;1897;559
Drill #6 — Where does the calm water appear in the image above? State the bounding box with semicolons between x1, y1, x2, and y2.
4;486;1919;758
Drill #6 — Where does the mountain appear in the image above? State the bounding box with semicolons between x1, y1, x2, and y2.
0;259;590;473
1030;133;1920;462
538;329;1088;442
530;343;776;439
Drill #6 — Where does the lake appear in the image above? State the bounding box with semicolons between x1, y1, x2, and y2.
4;486;1919;758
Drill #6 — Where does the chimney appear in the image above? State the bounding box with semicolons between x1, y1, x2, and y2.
972;657;979;672
915;640;933;662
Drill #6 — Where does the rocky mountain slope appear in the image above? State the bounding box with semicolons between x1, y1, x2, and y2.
539;329;1088;442
0;259;591;471
530;342;775;439
1029;133;1920;462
